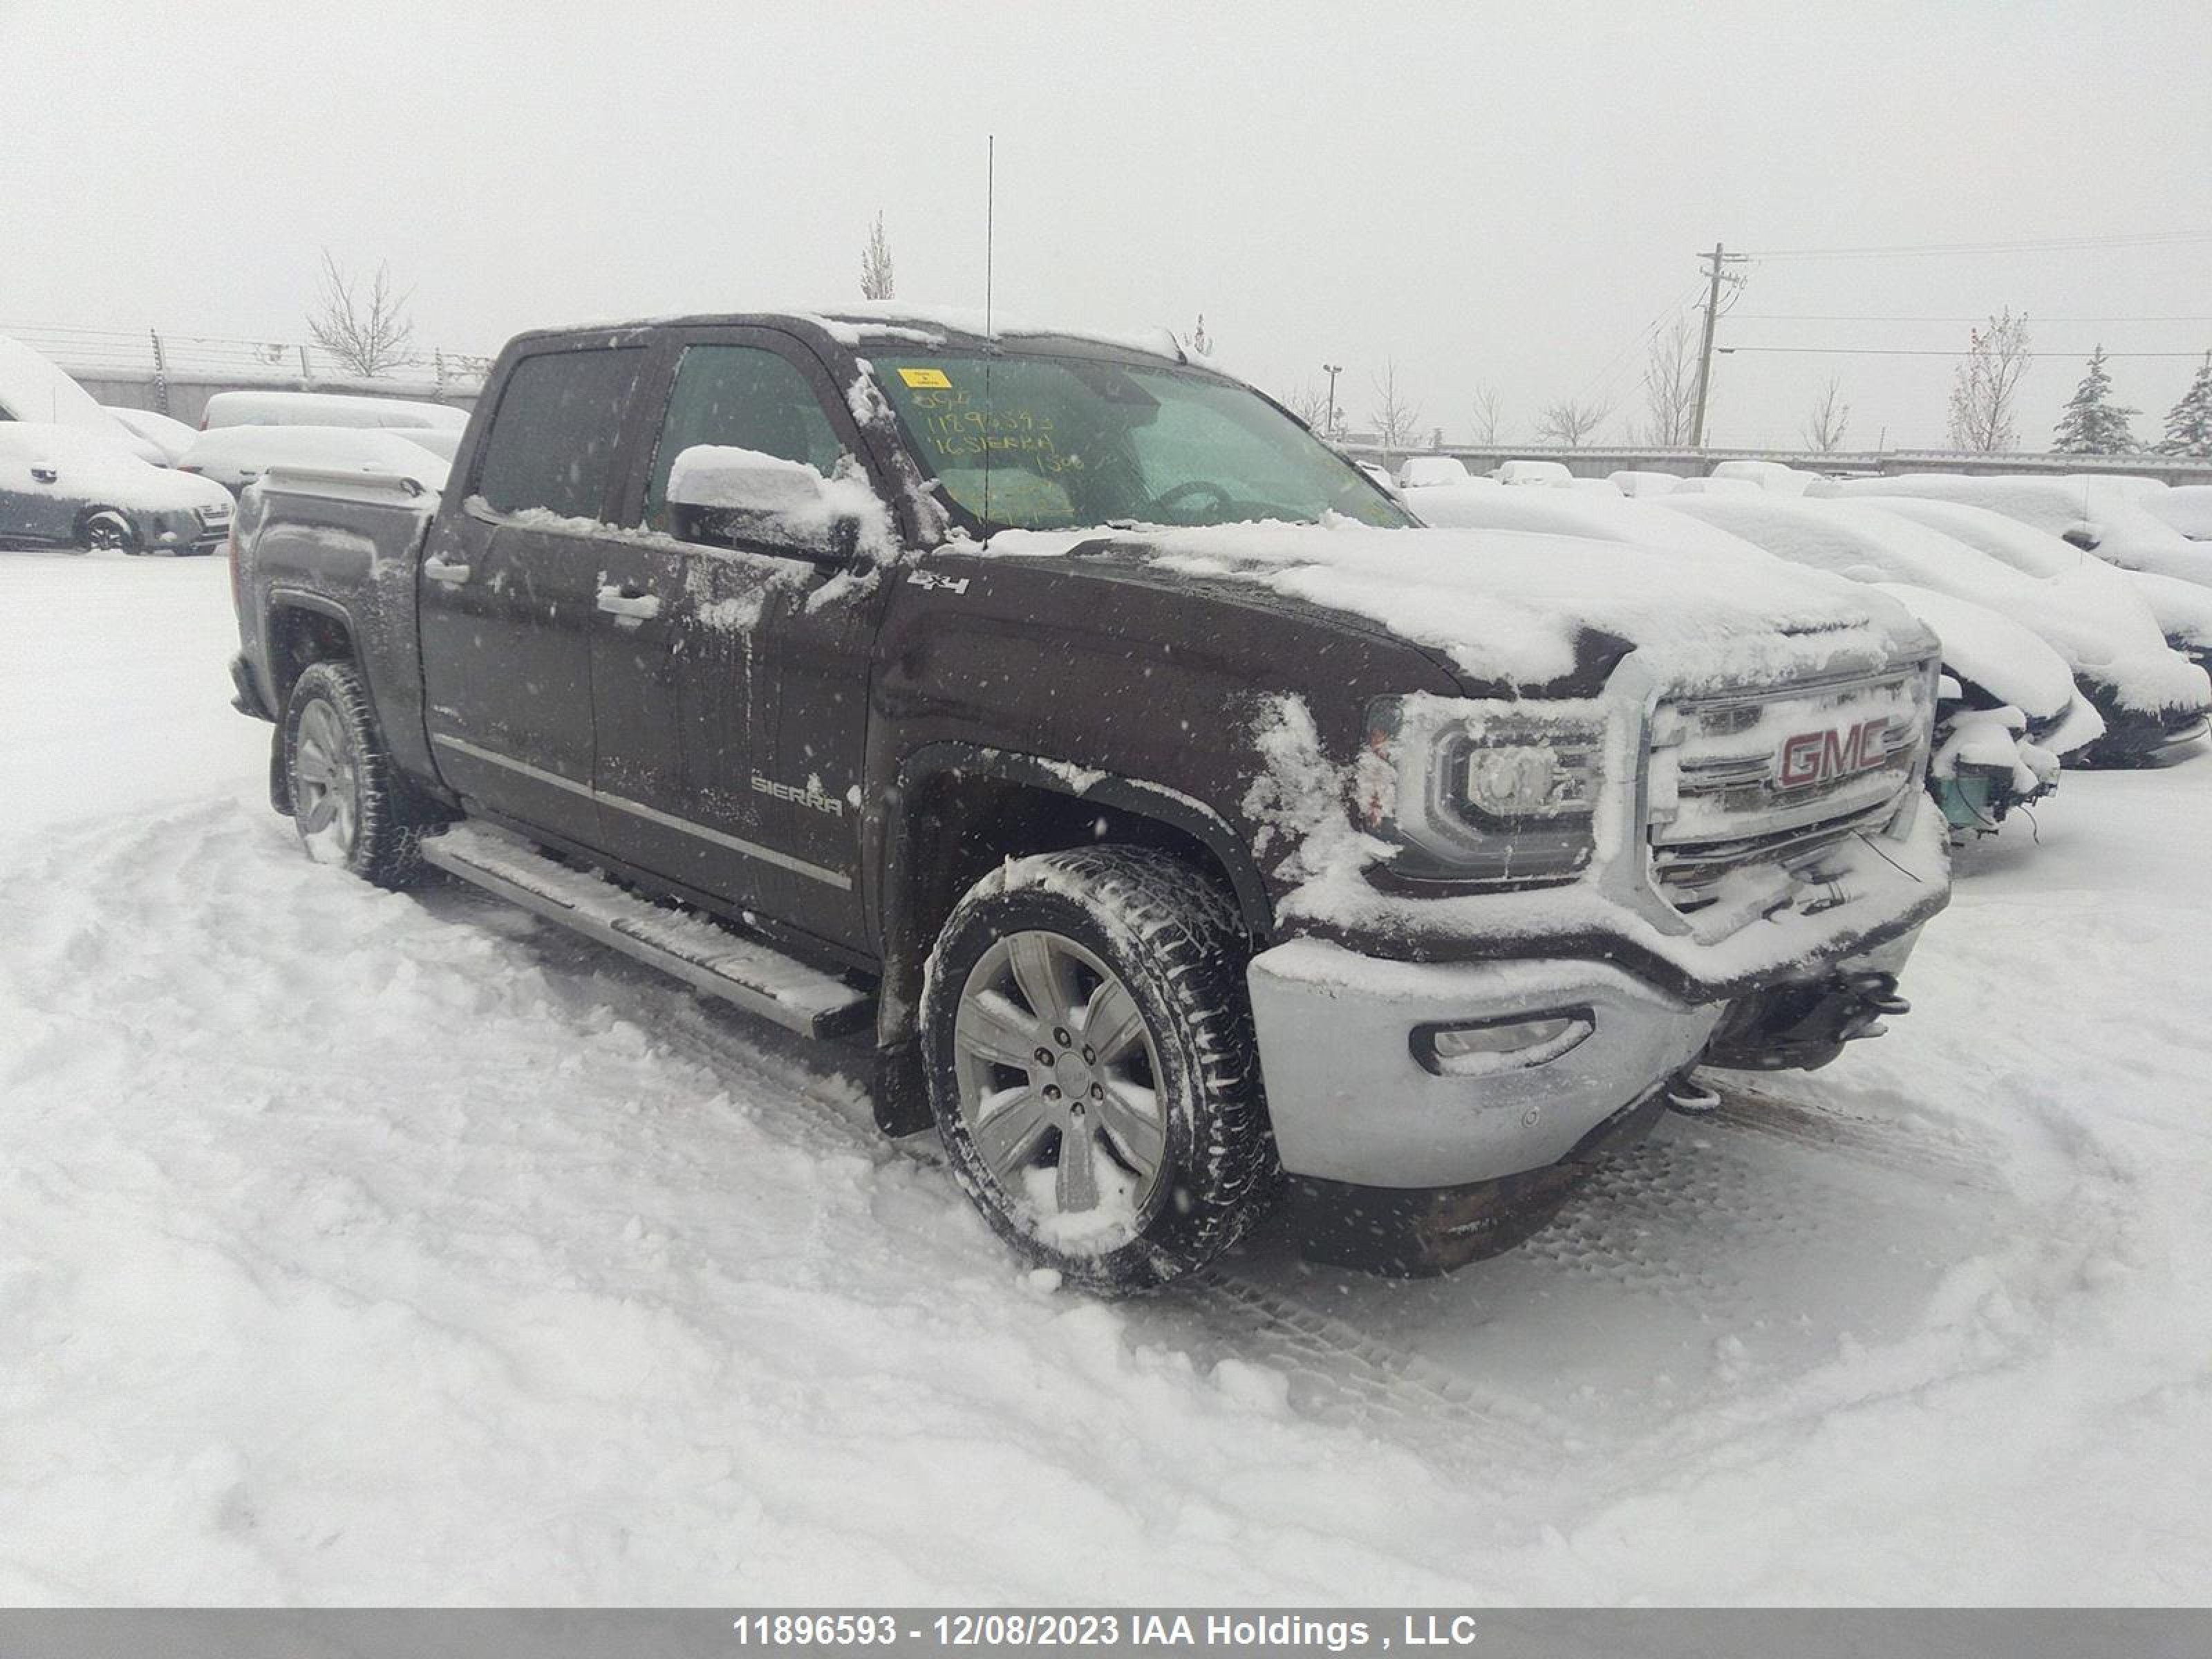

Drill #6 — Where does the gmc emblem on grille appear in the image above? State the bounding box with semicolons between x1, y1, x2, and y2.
1779;717;1891;789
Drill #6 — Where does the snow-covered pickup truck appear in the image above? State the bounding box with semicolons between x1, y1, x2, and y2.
225;307;1950;1288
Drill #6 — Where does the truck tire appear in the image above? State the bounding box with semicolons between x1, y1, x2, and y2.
921;847;1278;1291
281;659;425;890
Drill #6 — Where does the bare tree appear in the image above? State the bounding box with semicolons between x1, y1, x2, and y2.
1369;362;1423;456
307;251;415;377
1280;379;1331;429
1946;308;2033;451
1468;384;1507;444
860;212;895;301
1636;317;1699;446
1535;397;1611;447
1799;375;1852;452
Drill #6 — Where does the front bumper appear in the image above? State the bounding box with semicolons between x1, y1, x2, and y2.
1248;927;1925;1190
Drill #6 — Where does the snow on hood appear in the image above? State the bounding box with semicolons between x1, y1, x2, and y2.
1866;582;2082;727
1825;472;2212;589
0;422;232;514
2126;570;2212;649
985;516;1924;695
1662;494;2204;714
2146;485;2212;541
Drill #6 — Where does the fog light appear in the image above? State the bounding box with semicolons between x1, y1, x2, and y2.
1412;1010;1594;1077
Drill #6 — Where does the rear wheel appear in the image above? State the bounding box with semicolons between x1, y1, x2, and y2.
921;847;1278;1291
281;659;425;889
78;509;138;554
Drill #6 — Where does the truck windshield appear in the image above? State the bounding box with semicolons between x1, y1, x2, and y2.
869;352;1410;534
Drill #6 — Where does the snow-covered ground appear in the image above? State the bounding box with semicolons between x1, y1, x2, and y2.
3;549;2209;1604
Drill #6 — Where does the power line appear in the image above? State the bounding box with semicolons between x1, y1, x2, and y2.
1734;312;2212;325
1746;230;2212;260
1719;345;2209;357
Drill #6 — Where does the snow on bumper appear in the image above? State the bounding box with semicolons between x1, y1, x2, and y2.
1248;941;1721;1189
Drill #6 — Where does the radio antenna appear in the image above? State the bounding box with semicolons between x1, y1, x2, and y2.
985;133;995;341
982;134;995;525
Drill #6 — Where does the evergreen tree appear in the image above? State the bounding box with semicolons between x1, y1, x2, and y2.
2158;351;2212;458
2051;345;2139;454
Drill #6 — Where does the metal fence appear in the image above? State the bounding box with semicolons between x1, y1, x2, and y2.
4;322;493;399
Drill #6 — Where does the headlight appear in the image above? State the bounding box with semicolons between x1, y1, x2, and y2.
1364;695;1611;884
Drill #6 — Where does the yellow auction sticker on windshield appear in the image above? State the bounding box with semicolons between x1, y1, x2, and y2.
897;366;952;388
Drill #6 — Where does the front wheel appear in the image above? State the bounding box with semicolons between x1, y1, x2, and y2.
921;847;1278;1291
281;659;425;889
78;509;139;554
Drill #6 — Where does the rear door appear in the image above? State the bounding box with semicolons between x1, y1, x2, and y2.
418;341;649;846
590;330;882;935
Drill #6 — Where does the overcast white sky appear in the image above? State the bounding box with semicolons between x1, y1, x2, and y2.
7;0;2210;450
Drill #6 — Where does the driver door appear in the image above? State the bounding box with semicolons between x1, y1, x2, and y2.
590;330;881;932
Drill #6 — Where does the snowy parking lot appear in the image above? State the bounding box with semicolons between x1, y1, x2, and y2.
3;549;2209;1604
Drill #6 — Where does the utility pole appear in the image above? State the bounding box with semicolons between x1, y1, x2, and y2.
1322;363;1344;437
1689;242;1747;449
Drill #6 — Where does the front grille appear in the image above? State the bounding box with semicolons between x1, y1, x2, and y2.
1647;664;1929;915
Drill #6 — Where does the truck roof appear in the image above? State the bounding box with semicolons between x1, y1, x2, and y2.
507;304;1196;366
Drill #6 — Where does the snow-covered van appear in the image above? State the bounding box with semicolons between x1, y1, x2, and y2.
198;390;469;433
225;307;1951;1288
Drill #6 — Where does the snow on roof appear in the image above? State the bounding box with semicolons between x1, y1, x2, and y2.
1828;472;2212;588
1609;470;1683;498
795;301;1189;363
200;390;467;431
179;425;451;490
1709;459;1820;495
1492;459;1574;486
1396;456;1472;488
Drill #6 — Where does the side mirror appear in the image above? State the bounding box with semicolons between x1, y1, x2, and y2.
2061;525;2100;552
30;465;59;485
665;445;865;561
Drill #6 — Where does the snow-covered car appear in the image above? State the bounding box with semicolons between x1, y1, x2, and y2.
1821;472;2212;590
1396;455;1472;488
198;390;469;433
102;405;199;466
1707;459;1819;495
1842;496;2211;751
1663;493;2106;800
1;333;171;465
0;422;235;554
1662;495;2209;767
1492;458;1573;487
177;425;451;494
1407;482;2090;833
1609;469;1683;497
2144;485;2212;543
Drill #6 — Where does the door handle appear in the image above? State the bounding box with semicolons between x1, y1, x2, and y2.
596;583;662;621
424;555;472;585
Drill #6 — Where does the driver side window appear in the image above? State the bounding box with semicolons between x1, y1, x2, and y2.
639;345;847;536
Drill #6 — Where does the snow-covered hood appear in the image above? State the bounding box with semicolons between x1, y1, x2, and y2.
984;518;1933;695
1868;582;2103;758
2126;570;2212;650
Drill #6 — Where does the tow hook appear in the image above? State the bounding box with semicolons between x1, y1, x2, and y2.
1664;1069;1722;1116
1839;971;1910;1040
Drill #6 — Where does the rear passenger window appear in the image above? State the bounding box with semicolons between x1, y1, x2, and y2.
474;347;646;521
640;345;847;532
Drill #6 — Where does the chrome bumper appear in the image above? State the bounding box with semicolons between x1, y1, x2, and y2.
1248;930;1926;1190
1246;940;1723;1190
